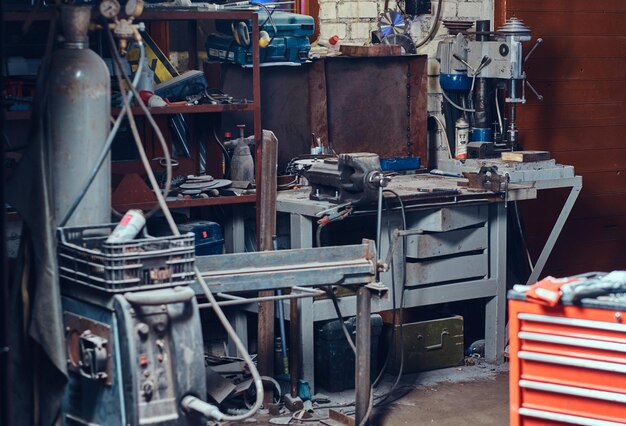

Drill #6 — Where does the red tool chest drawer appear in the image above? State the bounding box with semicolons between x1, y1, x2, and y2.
509;296;626;426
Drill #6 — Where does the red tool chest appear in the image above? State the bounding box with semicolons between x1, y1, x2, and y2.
509;293;626;425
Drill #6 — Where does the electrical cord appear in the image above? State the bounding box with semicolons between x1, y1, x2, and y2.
371;189;407;409
325;285;357;355
431;115;453;160
106;28;173;219
320;191;408;425
413;0;443;49
441;90;475;113
316;212;358;356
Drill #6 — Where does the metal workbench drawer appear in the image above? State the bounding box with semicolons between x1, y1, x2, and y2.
403;206;489;286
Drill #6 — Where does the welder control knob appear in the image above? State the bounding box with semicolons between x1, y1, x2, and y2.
136;322;150;339
142;380;155;401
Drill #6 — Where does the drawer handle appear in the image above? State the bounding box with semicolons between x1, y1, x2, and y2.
419;330;449;351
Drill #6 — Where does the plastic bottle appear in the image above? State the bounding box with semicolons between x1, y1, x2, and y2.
328;35;340;55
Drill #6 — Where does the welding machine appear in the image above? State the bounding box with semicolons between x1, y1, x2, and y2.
58;224;208;426
206;10;314;65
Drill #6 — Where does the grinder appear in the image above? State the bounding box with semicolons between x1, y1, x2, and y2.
306;153;385;205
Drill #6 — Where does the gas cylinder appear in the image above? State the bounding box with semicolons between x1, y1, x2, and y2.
47;5;111;226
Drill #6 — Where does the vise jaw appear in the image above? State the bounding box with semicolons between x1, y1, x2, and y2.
306;153;383;205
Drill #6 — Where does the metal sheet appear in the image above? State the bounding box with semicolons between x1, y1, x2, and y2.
406;204;488;232
193;241;377;293
405;253;488;286
405;226;488;259
325;56;427;159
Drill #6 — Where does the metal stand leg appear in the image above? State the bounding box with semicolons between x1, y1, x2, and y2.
526;176;582;285
485;203;507;363
226;311;248;358
290;213;313;249
290;295;299;398
224;206;246;253
355;287;372;425
298;295;315;393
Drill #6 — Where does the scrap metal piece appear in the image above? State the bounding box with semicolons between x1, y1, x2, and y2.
382;33;417;54
442;20;474;35
378;10;408;37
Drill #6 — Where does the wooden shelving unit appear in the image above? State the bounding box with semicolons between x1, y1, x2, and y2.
4;7;264;236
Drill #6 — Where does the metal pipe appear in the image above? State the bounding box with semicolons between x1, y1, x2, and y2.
290;293;300;398
355;287;372;425
197;290;323;309
276;290;288;374
216;293;246;300
376;184;383;268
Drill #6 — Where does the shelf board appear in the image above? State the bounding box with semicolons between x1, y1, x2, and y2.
113;193;256;211
113;103;255;116
3;7;258;22
4;103;255;121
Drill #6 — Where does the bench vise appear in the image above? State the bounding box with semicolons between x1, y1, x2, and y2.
306;153;385;205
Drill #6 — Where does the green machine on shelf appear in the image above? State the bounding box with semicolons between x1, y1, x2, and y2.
206;10;314;65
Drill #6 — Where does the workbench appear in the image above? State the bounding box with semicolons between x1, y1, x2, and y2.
277;173;539;392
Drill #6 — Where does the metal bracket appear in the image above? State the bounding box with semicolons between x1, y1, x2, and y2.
526;176;583;285
64;312;113;385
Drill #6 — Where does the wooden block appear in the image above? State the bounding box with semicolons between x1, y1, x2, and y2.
339;44;401;57
501;150;551;162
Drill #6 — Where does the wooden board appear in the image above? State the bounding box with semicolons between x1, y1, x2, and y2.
501;150;551;162
339;44;401;57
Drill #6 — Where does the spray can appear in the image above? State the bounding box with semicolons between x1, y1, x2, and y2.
455;117;470;160
106;210;146;243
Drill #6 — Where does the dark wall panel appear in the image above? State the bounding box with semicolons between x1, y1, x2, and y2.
498;0;626;276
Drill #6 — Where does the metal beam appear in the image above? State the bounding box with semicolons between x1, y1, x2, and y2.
526;175;582;285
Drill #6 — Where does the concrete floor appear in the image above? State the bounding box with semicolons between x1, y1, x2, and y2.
232;363;510;425
371;369;509;425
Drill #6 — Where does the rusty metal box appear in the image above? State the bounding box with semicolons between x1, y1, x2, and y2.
383;313;464;374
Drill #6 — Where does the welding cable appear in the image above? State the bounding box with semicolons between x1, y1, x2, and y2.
441;89;475;113
316;213;358;356
372;189;407;407
257;3;278;46
329;193;409;423
116;76;265;426
413;0;443;49
324;285;357;355
372;196;402;388
112;39;265;421
114;40;264;422
59;36;144;227
106;29;174;219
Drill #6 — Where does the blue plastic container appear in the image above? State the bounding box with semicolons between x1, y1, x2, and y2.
178;221;224;256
